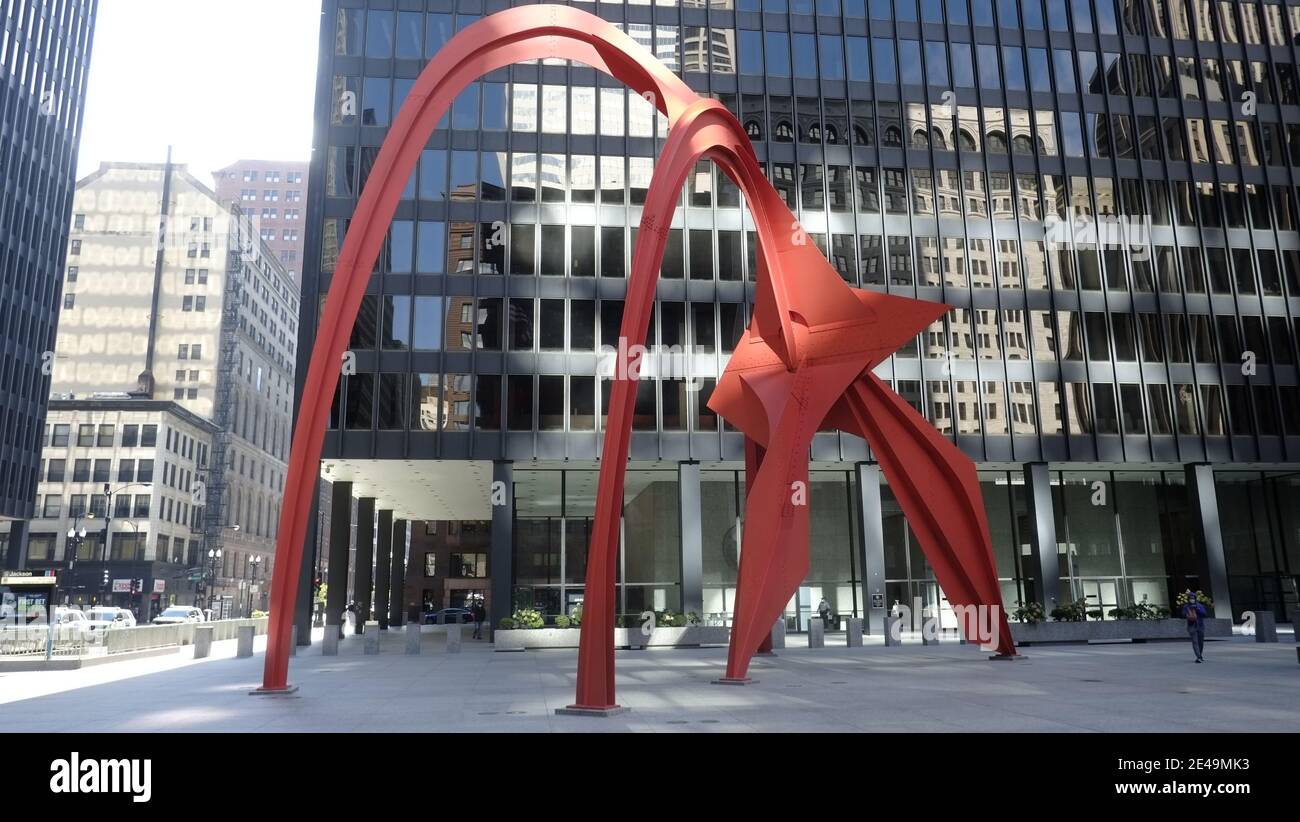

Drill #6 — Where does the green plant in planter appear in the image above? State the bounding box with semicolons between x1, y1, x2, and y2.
1012;600;1046;624
569;604;582;627
554;615;571;629
656;610;693;627
1109;602;1170;620
498;617;516;630
511;608;544;629
1050;598;1090;622
685;611;702;626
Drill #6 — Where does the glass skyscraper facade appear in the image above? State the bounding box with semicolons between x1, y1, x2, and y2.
305;0;1300;631
0;0;97;557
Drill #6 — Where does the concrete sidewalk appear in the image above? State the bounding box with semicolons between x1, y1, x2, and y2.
0;629;1295;732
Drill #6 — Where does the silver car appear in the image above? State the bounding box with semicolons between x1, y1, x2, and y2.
153;606;204;624
85;606;136;632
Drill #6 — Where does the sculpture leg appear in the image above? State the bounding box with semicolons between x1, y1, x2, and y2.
723;360;867;681
745;438;775;657
843;373;1016;655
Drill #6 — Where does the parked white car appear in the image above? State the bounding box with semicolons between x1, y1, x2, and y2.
152;606;204;625
52;607;91;636
85;607;136;632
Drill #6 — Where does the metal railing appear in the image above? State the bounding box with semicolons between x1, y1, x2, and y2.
0;624;87;657
0;618;268;658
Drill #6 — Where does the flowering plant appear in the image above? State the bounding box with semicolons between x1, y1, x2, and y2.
1175;590;1213;608
1012;600;1046;624
511;607;544;629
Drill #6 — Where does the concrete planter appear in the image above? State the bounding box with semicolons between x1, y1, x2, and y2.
494;625;730;651
616;625;731;648
1011;618;1232;646
493;628;576;651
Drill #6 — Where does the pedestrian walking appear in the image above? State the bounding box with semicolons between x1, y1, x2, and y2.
817;597;832;629
1180;590;1208;663
472;601;485;639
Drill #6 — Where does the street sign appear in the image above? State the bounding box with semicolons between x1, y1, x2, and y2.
153;579;166;593
111;579;132;593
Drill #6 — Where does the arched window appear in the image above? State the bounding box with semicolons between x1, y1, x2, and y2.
883;125;902;146
986;130;1008;153
959;129;978;151
745;119;763;140
853;125;871;145
774;120;794;142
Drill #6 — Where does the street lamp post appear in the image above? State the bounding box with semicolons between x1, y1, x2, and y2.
63;512;91;605
205;548;223;615
247;555;263;616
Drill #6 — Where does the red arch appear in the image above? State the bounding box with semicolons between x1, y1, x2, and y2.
260;5;1016;700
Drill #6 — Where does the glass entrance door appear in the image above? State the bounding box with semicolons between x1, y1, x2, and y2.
1079;579;1120;619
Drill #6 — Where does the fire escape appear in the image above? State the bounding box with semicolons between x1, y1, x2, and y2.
201;206;250;579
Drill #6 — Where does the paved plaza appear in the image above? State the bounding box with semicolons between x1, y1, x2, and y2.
0;629;1296;732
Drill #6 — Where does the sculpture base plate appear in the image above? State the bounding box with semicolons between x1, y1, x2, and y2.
249;685;300;696
711;677;755;685
555;705;630;717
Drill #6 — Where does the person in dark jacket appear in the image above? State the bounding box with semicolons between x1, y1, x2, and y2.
1180;591;1208;662
472;601;486;640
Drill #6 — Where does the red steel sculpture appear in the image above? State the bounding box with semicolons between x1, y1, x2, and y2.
259;5;1017;700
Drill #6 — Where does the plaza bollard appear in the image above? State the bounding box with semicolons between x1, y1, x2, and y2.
884;615;903;647
846;617;863;648
768;618;786;651
236;625;255;658
808;617;825;648
405;622;421;655
193;625;214;659
323;628;339;656
364;621;380;655
922;616;940;646
445;622;462;653
1251;610;1278;643
628;627;646;650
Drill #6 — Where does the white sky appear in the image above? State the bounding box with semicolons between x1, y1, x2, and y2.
76;0;320;187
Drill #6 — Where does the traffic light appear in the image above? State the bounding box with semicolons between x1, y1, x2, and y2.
101;569;109;587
